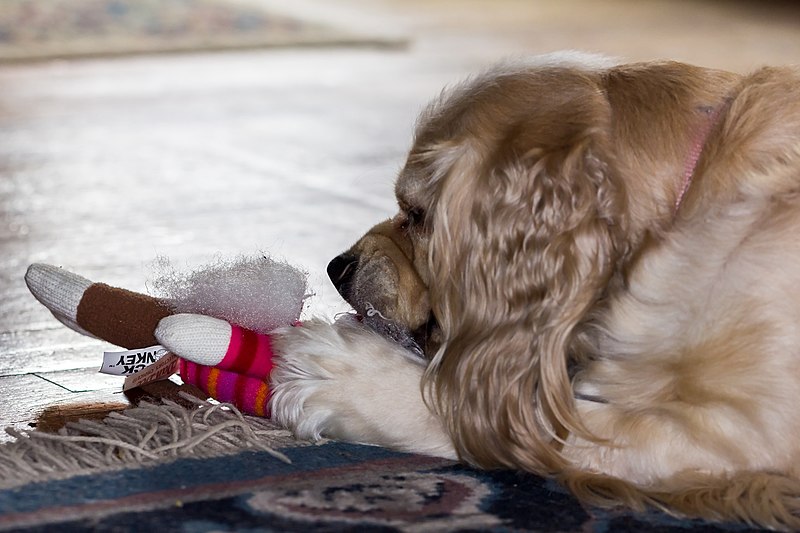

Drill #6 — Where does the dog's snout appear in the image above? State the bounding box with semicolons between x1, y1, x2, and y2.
327;253;358;292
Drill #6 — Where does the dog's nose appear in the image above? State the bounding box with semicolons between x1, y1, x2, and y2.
327;253;358;292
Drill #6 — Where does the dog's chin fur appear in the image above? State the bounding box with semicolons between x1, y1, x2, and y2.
270;55;800;529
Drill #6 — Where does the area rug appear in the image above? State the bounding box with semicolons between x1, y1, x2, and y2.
0;397;764;532
0;0;401;63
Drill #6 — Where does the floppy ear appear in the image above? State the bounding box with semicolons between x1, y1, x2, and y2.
424;125;627;473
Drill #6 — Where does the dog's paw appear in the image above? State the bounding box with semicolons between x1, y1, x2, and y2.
268;318;456;459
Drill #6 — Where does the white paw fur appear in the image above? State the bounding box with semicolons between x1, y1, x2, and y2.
269;318;457;459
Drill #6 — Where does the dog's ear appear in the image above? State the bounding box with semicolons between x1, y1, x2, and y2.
424;121;627;472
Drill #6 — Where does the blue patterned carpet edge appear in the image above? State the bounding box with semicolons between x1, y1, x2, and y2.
0;441;767;532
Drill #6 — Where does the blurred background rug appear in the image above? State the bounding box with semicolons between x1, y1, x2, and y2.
0;0;401;62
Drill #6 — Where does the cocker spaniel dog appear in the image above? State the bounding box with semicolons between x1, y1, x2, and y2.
269;53;800;529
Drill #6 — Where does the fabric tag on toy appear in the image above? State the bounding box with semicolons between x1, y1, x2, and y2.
100;345;169;376
122;352;180;391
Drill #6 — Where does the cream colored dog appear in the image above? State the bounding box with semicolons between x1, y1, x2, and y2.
269;53;800;529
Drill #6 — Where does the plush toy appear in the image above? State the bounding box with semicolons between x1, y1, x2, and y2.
24;256;309;417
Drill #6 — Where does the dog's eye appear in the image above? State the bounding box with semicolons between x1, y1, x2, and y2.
400;208;424;231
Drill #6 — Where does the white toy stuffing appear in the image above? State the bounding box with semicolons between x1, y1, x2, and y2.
148;254;310;335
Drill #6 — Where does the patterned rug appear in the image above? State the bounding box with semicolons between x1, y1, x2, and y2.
0;398;765;532
0;0;400;62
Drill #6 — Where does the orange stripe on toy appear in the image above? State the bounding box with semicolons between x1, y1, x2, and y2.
254;383;270;417
207;367;220;399
178;359;272;417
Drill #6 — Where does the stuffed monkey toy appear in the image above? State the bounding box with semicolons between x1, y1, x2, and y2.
25;262;303;417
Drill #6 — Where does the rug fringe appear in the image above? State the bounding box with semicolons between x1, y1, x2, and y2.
0;393;301;489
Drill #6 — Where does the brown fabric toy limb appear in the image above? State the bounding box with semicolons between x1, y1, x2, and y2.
76;284;172;349
24;264;209;427
25;264;173;350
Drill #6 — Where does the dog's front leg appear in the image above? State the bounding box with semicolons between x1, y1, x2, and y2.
268;318;457;459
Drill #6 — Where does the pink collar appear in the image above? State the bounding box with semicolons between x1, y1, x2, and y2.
674;102;728;213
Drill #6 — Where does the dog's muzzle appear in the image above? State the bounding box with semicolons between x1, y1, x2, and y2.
327;253;358;300
327;249;440;357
